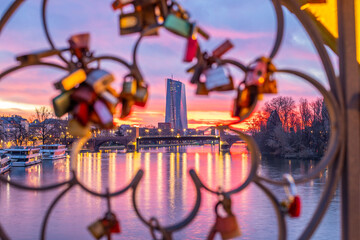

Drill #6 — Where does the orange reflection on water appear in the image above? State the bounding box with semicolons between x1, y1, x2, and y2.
224;153;231;189
194;153;200;174
241;153;248;183
216;153;224;188
157;152;163;211
170;152;175;207
144;152;151;206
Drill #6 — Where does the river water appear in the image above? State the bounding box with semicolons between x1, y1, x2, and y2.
0;144;340;239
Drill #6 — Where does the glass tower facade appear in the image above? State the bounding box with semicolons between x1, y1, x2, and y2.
165;78;188;131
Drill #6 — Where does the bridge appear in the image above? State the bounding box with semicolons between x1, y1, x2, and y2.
136;135;221;150
63;134;242;152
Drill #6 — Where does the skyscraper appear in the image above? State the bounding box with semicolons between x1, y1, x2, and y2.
165;78;188;131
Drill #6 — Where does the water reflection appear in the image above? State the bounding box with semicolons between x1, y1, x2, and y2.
0;144;339;240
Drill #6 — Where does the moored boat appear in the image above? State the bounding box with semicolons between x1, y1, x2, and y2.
40;144;67;160
6;147;42;167
0;151;11;174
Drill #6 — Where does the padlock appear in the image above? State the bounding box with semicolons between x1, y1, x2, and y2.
90;111;101;125
93;100;114;128
120;99;134;118
196;25;210;40
190;61;205;84
100;91;119;106
54;69;87;92
211;75;234;92
106;85;119;98
246;58;277;94
232;85;258;119
120;75;137;99
133;83;148;107
71;85;97;104
141;4;159;31
204;66;232;91
68;33;90;59
281;174;301;218
183;23;198;62
73;102;90;126
88;219;106;239
195;82;209;95
52;90;74;117
16;49;61;64
104;212;121;234
164;13;191;37
208;198;241;240
119;11;143;35
246;59;267;87
85;69;114;94
212;39;234;58
68;119;90;137
112;0;133;10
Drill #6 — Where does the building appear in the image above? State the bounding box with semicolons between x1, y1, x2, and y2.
165;78;188;132
158;122;171;130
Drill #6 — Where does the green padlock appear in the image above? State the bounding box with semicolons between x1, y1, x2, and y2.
164;14;191;38
52;90;74;117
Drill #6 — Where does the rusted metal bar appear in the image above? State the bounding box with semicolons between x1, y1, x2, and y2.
337;0;360;239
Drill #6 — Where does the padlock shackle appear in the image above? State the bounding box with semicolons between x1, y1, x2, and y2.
283;174;297;198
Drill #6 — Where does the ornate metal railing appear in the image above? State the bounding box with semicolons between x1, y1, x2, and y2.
0;0;346;239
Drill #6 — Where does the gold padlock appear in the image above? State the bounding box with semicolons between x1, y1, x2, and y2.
54;69;87;92
120;76;137;99
120;99;134;119
134;83;148;107
195;82;209;95
68;119;91;138
88;219;106;239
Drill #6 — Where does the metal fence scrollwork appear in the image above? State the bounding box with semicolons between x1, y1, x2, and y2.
0;0;345;239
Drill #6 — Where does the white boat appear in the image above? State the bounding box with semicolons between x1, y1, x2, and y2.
0;151;11;174
6;147;42;167
40;144;67;160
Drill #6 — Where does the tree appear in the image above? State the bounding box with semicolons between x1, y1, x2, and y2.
299;98;312;130
310;98;323;125
33;106;59;145
264;96;296;132
10;121;28;146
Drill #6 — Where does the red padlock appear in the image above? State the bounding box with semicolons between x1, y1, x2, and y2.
68;33;90;59
73;102;90;126
283;174;301;218
183;23;198;62
71;85;97;105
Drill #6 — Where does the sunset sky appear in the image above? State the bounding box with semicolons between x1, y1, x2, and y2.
0;0;337;129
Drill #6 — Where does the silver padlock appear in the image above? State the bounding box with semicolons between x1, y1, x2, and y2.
204;66;231;91
85;69;114;94
93;100;114;128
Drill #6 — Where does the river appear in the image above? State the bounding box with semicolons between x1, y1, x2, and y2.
0;144;340;239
